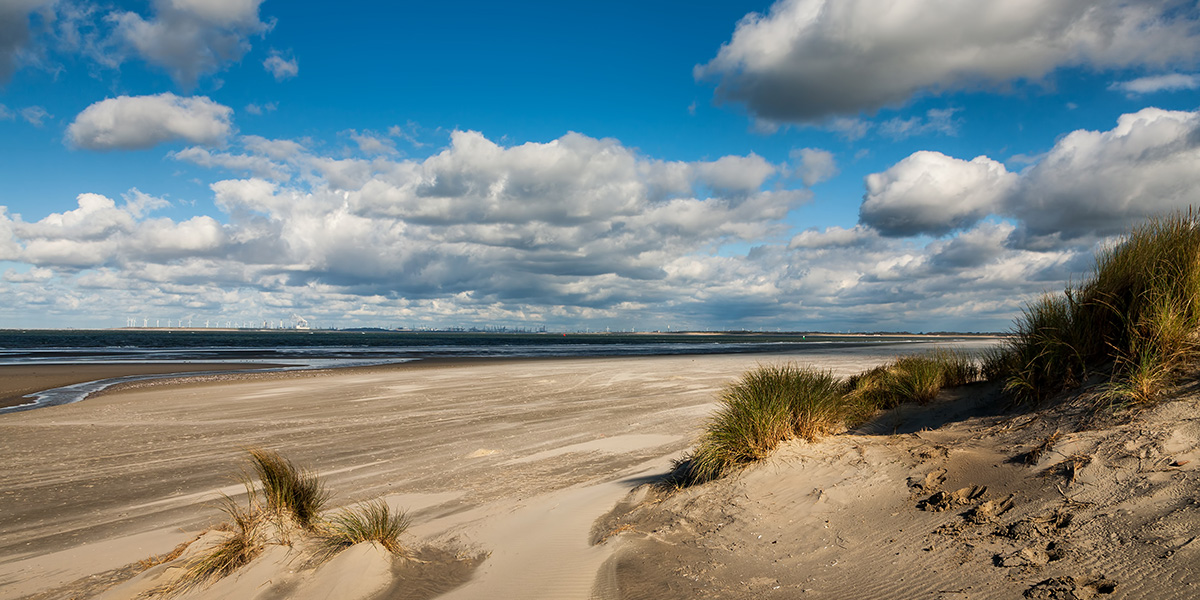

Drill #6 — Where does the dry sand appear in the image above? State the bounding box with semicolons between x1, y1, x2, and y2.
603;381;1200;599
2;347;950;600
16;338;1189;600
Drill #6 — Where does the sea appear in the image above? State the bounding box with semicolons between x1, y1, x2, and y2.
0;329;999;413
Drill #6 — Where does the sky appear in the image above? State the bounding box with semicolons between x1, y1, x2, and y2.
1;0;1199;332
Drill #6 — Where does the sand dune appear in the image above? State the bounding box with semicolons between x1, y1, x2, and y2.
604;381;1200;599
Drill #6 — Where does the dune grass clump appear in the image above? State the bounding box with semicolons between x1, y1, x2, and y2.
170;489;266;594
247;447;329;530
162;449;410;595
671;351;983;487
673;364;846;485
992;211;1200;406
846;350;980;409
320;498;410;556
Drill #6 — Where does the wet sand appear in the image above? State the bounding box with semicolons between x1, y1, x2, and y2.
0;363;277;409
0;341;994;599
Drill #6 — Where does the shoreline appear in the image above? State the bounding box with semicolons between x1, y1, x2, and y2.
0;336;1003;413
0;363;283;410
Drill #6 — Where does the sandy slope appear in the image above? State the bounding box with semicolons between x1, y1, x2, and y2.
602;381;1200;599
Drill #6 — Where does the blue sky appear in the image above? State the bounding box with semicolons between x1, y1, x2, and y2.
1;0;1199;331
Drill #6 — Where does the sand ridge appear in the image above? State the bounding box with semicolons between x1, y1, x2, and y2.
602;381;1200;599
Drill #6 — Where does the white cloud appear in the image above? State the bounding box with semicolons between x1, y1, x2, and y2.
825;117;871;141
695;154;777;194
263;52;298;81
790;147;837;186
698;0;1200;122
244;103;278;115
1010;107;1200;242
171;146;289;180
19;105;49;126
1109;73;1200;95
347;130;398;156
788;224;874;249
241;135;303;160
0;124;1164;332
879;108;961;140
860;107;1200;244
0;104;13;120
67;93;234;151
861;151;1017;237
109;0;268;88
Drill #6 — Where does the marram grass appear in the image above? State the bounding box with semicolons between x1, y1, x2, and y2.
990;210;1200;407
247;447;329;530
320;498;411;556
160;487;266;595
161;449;407;595
671;353;980;486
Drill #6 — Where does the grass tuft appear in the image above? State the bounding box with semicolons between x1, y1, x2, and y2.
991;210;1200;406
846;350;980;409
319;498;410;556
166;487;265;594
670;353;982;487
151;449;415;596
247;447;329;530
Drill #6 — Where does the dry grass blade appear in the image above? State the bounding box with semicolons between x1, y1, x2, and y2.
247;447;329;529
158;487;265;596
320;498;410;556
1022;430;1061;466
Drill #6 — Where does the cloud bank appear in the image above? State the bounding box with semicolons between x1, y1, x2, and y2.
698;0;1200;122
860;107;1200;247
9;105;1200;330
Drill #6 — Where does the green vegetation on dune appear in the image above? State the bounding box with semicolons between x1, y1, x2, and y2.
247;447;329;530
675;210;1200;488
670;350;981;486
320;498;411;556
990;210;1200;407
161;449;409;596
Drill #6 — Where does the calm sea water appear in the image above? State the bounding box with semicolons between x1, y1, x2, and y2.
0;329;997;413
0;329;981;363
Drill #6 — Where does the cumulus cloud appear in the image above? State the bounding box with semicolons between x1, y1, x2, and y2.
790;147;837;186
1109;73;1200;95
698;0;1200;122
861;152;1017;237
788;224;874;249
1010;107;1200;242
263;51;298;80
109;0;269;88
67;93;234;151
0;124;1152;332
0;130;840;328
860;107;1200;245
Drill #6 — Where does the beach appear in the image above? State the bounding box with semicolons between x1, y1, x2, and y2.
11;336;1194;600
1;345;974;600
